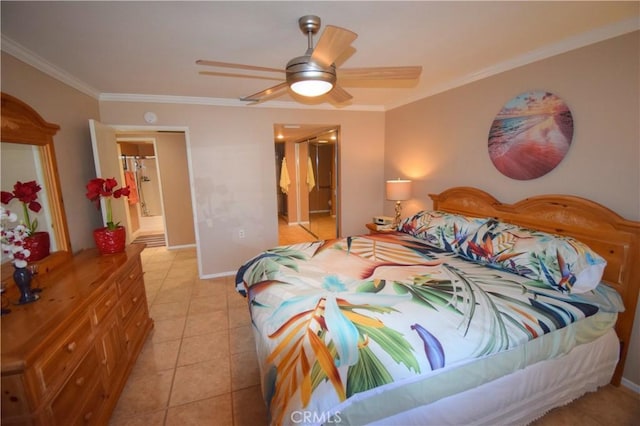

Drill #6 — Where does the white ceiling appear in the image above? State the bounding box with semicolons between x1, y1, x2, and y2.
1;1;638;112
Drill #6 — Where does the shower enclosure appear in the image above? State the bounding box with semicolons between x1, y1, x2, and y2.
119;140;164;235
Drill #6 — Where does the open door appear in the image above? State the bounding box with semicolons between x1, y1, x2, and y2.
89;119;130;242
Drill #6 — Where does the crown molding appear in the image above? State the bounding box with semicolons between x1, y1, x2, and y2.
385;17;640;111
1;35;101;99
98;93;384;111
3;16;637;113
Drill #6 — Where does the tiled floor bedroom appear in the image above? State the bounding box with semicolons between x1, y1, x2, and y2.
109;246;639;425
108;246;267;425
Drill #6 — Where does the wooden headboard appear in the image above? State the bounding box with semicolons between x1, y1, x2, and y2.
430;186;640;386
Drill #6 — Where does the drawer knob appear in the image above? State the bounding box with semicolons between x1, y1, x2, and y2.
75;377;86;386
84;411;93;422
67;342;77;352
105;299;113;308
129;273;135;279
132;296;139;303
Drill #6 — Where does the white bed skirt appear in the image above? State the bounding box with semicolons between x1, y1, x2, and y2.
367;328;619;426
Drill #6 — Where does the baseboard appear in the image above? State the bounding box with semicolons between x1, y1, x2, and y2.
130;229;141;240
166;243;196;250
620;377;640;393
201;270;236;279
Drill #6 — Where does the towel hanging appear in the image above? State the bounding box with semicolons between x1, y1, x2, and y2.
307;156;316;192
125;171;139;204
279;158;291;194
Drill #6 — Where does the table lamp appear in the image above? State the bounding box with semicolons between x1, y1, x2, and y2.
386;179;412;226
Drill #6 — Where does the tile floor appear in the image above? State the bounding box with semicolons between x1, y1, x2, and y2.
109;245;639;425
108;246;268;425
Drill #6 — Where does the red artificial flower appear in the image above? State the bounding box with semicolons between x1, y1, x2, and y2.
114;186;131;199
1;180;43;235
85;177;130;230
1;180;42;213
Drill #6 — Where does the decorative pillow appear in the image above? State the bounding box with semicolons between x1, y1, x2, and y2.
398;211;489;252
458;219;606;293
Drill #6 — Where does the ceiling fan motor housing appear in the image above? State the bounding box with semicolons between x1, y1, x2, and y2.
286;55;337;88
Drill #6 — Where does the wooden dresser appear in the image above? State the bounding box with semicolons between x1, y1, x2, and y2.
1;244;153;425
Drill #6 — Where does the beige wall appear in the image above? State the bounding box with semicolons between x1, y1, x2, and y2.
98;103;385;277
385;31;640;386
154;132;195;247
385;32;639;220
1;52;103;252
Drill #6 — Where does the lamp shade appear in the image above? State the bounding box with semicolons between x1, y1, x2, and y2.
386;179;412;201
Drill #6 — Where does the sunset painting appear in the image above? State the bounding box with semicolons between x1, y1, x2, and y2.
488;91;574;180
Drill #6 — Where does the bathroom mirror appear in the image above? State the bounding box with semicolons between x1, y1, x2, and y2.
1;92;72;268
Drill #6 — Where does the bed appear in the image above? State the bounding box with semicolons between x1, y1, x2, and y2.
235;187;639;426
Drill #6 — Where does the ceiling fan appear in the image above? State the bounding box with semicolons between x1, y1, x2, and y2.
196;15;422;104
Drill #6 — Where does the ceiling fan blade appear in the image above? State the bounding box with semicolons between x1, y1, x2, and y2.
196;59;284;74
240;82;289;103
338;66;422;80
199;71;284;82
327;85;353;104
311;25;358;68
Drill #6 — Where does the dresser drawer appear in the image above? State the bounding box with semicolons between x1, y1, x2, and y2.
124;302;150;354
51;374;107;426
49;349;101;424
91;283;118;327
119;283;146;325
115;259;142;295
36;316;93;393
74;378;108;425
0;374;30;420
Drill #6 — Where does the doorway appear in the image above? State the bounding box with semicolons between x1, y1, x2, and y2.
118;140;165;241
89;120;196;249
274;124;339;245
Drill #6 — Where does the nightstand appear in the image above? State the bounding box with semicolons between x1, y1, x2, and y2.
366;223;394;234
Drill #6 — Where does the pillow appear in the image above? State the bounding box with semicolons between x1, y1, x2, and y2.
398;210;489;252
458;219;606;293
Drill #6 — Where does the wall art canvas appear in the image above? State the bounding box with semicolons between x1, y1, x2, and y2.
488;90;573;180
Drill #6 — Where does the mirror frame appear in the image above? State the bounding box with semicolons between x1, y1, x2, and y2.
1;92;72;262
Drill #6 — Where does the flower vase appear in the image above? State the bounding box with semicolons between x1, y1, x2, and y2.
13;266;39;304
24;231;51;262
93;226;126;255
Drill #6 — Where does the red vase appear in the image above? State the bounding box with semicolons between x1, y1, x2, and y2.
93;226;126;255
24;232;51;262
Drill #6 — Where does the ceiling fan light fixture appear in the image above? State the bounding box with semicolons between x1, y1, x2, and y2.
290;79;334;97
286;56;336;97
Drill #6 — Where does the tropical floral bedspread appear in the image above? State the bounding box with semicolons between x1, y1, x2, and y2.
235;232;621;425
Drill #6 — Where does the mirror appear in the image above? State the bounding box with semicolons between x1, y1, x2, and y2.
302;129;338;240
274;123;339;244
1;92;72;270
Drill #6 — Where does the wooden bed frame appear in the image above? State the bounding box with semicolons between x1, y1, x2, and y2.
430;187;640;386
